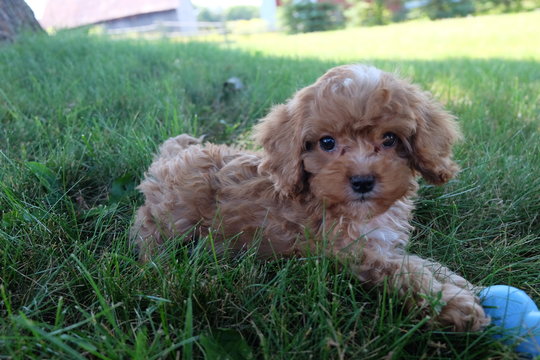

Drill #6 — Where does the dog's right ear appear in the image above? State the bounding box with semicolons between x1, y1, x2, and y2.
253;100;306;198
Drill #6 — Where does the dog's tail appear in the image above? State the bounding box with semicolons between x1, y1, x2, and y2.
157;134;204;159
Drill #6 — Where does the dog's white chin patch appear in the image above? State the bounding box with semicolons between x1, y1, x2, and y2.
350;199;414;249
364;227;401;244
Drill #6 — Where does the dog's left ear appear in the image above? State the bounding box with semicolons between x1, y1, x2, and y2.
253;97;307;197
409;91;462;185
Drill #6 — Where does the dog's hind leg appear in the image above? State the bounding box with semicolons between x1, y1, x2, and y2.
157;134;204;159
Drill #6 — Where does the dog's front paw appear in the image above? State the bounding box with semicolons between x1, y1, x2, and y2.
436;284;490;332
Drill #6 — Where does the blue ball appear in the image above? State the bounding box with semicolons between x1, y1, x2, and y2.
479;285;540;357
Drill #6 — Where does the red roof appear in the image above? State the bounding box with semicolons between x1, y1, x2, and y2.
41;0;182;29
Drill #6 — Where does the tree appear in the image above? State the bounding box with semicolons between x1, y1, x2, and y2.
0;0;44;42
197;7;222;22
280;0;344;34
421;0;475;19
480;0;524;13
345;0;392;27
225;6;259;21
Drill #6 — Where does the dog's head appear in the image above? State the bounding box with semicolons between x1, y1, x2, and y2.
254;64;461;217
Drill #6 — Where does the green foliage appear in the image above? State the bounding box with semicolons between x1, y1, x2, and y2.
225;5;260;21
346;0;393;26
475;0;540;14
419;0;476;19
197;7;222;22
342;0;539;27
199;329;254;359
279;0;345;33
196;6;260;25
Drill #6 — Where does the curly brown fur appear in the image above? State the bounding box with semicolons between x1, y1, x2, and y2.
132;64;489;331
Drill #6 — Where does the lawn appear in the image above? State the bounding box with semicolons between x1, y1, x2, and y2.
0;12;539;359
230;12;540;61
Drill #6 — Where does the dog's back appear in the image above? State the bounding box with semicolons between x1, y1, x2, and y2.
132;134;269;261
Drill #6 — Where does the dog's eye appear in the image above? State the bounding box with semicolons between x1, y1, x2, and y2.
382;132;398;148
319;136;336;152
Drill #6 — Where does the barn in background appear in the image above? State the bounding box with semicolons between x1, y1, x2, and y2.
41;0;197;35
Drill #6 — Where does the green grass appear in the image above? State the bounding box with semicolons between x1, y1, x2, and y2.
0;12;539;359
231;12;540;61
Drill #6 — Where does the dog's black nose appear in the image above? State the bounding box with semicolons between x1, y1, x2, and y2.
350;175;376;194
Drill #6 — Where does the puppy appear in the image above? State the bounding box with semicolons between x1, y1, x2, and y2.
132;64;489;331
